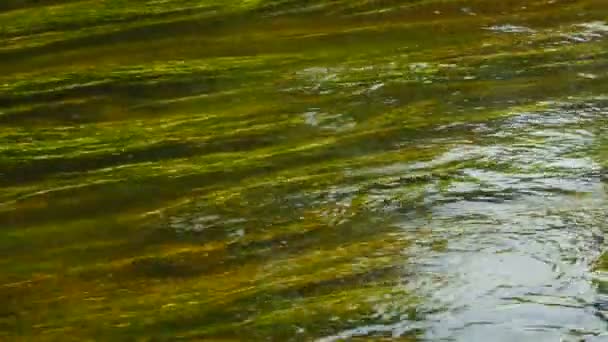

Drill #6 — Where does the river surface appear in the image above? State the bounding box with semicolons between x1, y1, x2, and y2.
2;0;608;340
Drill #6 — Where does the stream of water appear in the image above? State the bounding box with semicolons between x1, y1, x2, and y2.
2;0;608;340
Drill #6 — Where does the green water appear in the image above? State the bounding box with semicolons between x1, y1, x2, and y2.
2;0;608;340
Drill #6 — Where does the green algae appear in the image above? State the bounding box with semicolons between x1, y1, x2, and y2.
3;0;608;340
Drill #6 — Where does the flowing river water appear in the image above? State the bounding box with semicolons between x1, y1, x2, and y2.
2;0;608;340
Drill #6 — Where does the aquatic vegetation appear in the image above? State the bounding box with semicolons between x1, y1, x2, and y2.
2;0;608;340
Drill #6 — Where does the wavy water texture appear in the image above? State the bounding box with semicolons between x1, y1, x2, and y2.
2;0;608;340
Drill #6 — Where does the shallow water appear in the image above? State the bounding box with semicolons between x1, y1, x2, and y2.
2;0;608;340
